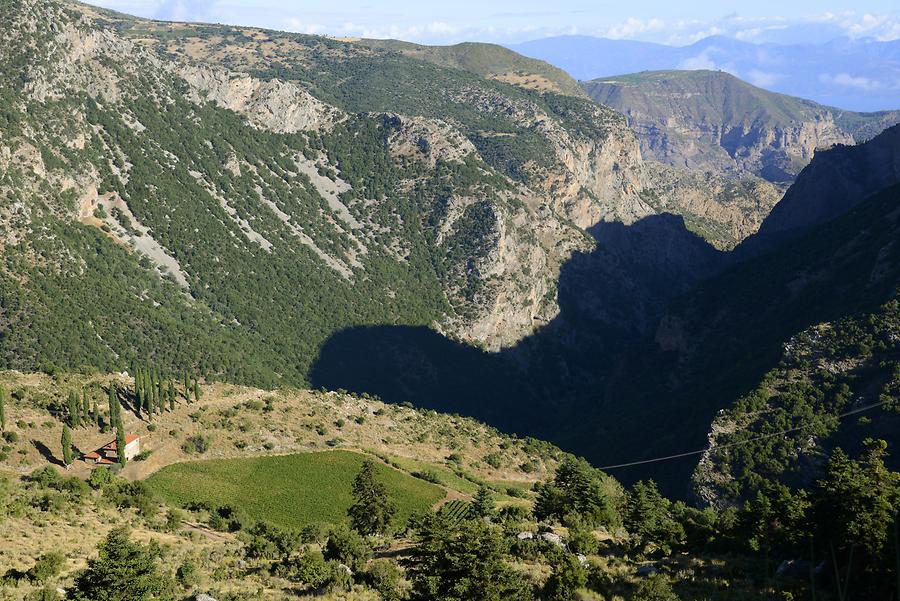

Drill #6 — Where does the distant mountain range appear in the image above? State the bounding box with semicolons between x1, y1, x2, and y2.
507;35;900;112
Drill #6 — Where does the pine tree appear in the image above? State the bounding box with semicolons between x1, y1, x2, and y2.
348;460;397;536
67;391;81;428
0;385;6;431
71;527;173;600
472;487;496;520
61;425;73;467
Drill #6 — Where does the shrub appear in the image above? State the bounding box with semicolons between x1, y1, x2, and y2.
322;561;353;594
25;587;60;601
365;559;403;601
3;431;18;443
88;468;113;489
181;434;210;454
245;522;301;561
103;480;157;518
543;555;587;601
28;552;65;583
291;547;329;588
165;508;183;532
175;559;199;587
633;573;679;601
324;525;371;572
411;470;441;484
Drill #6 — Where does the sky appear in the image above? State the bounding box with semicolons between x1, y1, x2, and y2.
88;0;900;46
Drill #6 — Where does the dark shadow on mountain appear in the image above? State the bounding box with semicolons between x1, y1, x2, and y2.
310;324;539;433
312;213;728;492
316;187;898;498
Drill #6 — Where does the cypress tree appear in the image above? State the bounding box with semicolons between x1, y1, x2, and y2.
68;391;80;428
61;425;73;467
115;420;127;467
82;389;90;425
168;381;176;411
193;379;201;403
182;372;189;400
107;385;118;427
135;369;143;414
0;385;6;431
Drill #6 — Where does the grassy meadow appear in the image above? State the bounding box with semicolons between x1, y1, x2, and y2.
145;450;445;529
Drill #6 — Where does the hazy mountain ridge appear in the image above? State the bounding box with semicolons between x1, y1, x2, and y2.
509;34;900;112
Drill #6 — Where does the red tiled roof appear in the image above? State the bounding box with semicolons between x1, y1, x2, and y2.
84;434;140;462
100;434;140;451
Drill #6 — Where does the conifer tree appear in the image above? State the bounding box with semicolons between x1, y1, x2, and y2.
115;419;127;467
182;372;190;400
135;369;143;414
193;379;201;403
108;385;119;427
82;389;91;424
472;486;496;520
168;381;175;411
61;425;73;467
348;460;397;536
0;385;6;431
68;391;81;428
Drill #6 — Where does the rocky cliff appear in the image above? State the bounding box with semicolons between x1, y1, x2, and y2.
582;70;898;185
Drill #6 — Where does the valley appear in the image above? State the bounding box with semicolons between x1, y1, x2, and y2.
1;0;899;599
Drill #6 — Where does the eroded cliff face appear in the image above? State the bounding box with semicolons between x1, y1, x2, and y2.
629;110;854;183
582;71;874;185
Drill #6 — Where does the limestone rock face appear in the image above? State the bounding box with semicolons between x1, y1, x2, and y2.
178;66;341;133
582;70;895;185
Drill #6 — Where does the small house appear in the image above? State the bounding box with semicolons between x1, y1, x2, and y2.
84;434;141;465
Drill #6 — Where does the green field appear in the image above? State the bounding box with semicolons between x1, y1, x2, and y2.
145;451;446;529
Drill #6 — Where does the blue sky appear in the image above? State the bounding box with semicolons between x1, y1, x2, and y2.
89;0;900;45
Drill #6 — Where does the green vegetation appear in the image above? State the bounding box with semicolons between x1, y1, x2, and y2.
70;527;174;601
355;39;587;98
145;450;444;529
698;298;900;503
348;459;398;536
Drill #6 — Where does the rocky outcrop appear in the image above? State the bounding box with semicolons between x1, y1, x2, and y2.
754;124;900;241
582;70;881;184
178;66;341;133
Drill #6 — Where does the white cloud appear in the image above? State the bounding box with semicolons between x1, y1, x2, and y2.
285;18;326;35
746;69;780;87
605;17;666;40
819;72;884;91
679;52;719;70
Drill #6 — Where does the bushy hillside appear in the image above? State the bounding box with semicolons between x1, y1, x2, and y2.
351;39;588;98
0;0;787;390
694;299;900;507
